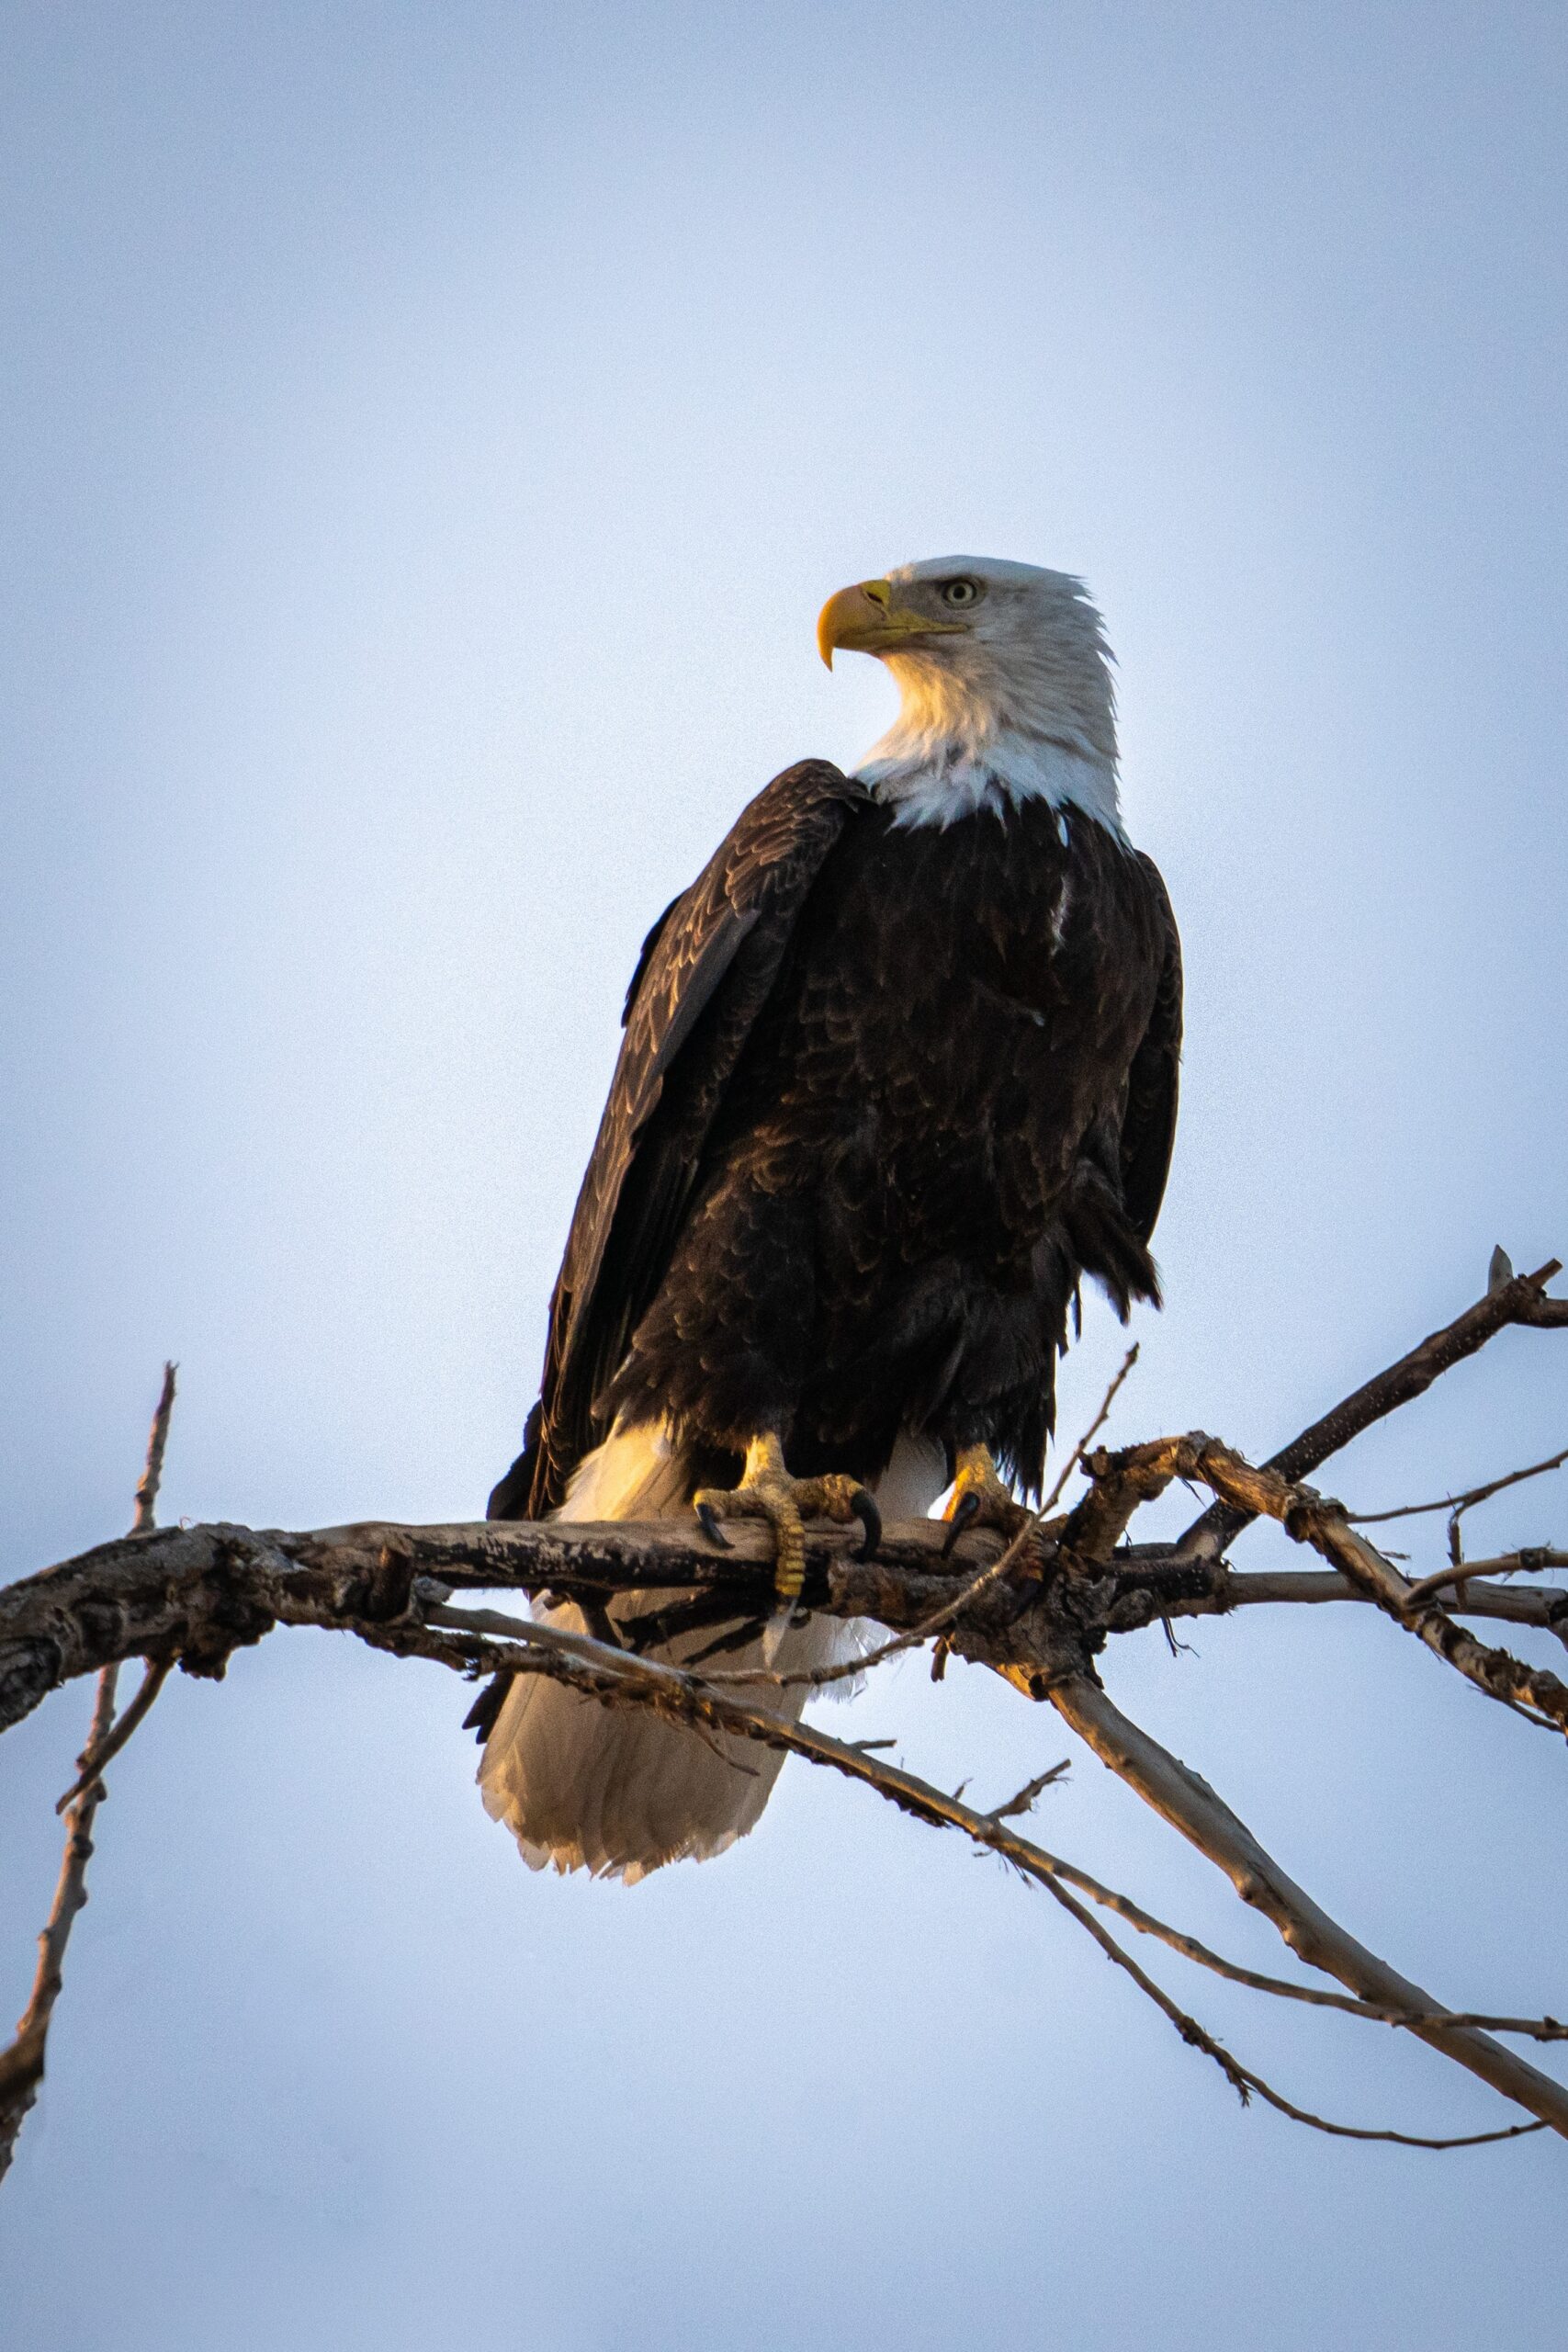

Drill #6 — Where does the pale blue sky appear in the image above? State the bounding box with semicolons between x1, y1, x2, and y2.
4;6;1567;2346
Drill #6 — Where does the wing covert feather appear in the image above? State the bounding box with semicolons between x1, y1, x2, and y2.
491;760;867;1518
1119;853;1183;1244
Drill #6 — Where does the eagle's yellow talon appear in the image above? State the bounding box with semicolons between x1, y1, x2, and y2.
942;1444;1029;1556
693;1437;879;1618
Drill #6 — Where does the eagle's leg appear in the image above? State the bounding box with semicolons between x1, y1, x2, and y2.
942;1442;1031;1557
693;1433;880;1658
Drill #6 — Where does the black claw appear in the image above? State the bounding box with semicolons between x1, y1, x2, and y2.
695;1500;731;1550
851;1488;882;1562
941;1489;983;1559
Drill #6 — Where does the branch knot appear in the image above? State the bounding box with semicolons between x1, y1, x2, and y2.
175;1534;277;1680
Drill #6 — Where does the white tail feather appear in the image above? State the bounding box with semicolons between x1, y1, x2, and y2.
479;1423;943;1883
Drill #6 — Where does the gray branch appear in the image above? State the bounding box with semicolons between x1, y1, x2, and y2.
1049;1674;1568;2137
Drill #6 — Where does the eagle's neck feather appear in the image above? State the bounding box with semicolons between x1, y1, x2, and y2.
857;734;1122;834
850;628;1124;837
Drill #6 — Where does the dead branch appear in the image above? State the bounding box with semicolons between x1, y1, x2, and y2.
0;1513;1014;1740
5;1502;1565;2148
54;1657;174;1815
1086;1434;1568;1735
1047;1672;1568;2135
1351;1444;1568;1529
987;1761;1071;1820
1044;1855;1568;2043
0;1668;119;2185
0;1363;177;2186
1140;1563;1568;1648
1399;1550;1568;1612
411;1602;1555;2146
1179;1260;1568;1561
131;1363;177;1535
4;1270;1567;2165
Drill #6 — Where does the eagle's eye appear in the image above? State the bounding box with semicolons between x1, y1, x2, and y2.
941;578;980;609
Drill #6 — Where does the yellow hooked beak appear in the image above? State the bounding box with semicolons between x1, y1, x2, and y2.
816;578;971;669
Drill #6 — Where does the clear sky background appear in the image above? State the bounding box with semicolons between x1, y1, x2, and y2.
4;5;1567;2346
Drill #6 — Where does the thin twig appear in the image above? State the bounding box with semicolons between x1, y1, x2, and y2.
132;1362;178;1535
987;1761;1070;1820
1179;1261;1568;1560
0;1668;120;2183
419;1600;1563;2145
55;1656;173;1814
1399;1550;1568;1612
1049;1669;1568;2136
1054;1853;1568;2041
1351;1444;1568;1529
1039;1342;1143;1516
0;1363;178;2188
1099;1433;1568;1737
1029;1863;1542;2150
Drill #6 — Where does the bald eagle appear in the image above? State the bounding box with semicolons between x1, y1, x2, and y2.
477;558;1182;1880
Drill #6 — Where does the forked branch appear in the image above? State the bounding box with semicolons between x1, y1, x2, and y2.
1179;1258;1568;1559
1081;1433;1568;1735
1048;1672;1568;2134
413;1600;1554;2146
3;1262;1566;2166
0;1363;177;2187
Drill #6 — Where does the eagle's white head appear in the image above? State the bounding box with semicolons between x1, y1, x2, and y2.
817;556;1122;835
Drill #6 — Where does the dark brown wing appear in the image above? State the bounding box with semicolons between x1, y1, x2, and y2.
489;760;869;1519
1119;853;1183;1244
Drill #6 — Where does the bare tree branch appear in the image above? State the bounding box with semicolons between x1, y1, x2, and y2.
1087;1434;1568;1736
1350;1444;1568;1530
131;1363;177;1536
0;1513;1012;1739
54;1656;174;1815
6;1278;1568;2169
987;1761;1071;1820
1053;1857;1568;2043
1047;1671;1568;2135
0;1669;119;2184
6;1501;1565;2148
1145;1564;1568;1648
412;1601;1554;2147
1179;1261;1568;1561
1400;1550;1568;1612
0;1363;178;2185
998;1834;1541;2151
